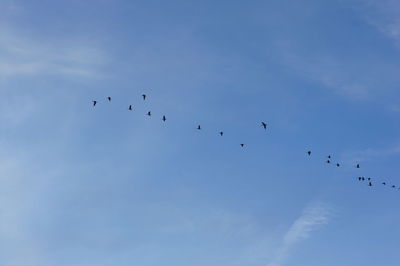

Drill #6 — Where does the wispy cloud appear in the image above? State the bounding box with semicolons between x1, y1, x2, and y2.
267;203;332;266
389;105;400;112
0;27;108;79
276;50;372;99
355;0;400;45
342;143;400;163
269;1;400;103
0;0;24;15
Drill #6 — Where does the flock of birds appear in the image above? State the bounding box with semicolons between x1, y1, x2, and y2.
306;151;398;189
92;94;397;191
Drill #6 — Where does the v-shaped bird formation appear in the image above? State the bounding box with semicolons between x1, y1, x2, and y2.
92;95;397;192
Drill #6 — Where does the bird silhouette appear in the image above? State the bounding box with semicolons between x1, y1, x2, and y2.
88;93;396;192
261;122;267;129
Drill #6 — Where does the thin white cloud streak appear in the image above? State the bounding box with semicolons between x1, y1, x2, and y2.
276;50;372;99
269;1;400;103
158;208;258;238
274;41;400;102
390;105;400;112
0;27;108;79
342;143;400;163
267;203;332;266
0;0;23;15
354;0;400;45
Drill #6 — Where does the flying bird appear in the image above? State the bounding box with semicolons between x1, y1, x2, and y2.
107;96;111;101
219;131;224;136
147;111;151;116
326;160;331;164
261;122;267;129
197;125;201;130
336;163;340;167
240;144;244;147
382;182;386;185
392;185;396;188
92;100;97;106
142;94;146;100
368;182;372;186
162;115;166;121
356;164;360;168
307;151;311;156
327;155;331;159
129;105;132;110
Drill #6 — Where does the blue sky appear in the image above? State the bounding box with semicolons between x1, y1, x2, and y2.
1;0;400;265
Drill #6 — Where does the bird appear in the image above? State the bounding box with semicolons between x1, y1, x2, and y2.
326;160;331;164
142;94;146;100
107;96;111;101
129;105;132;110
356;164;360;168
382;182;386;185
92;100;97;106
162;115;166;121
240;144;244;147
367;178;371;181
358;177;362;181
368;182;372;186
327;155;331;159
147;111;151;116
336;163;340;167
362;177;365;181
219;131;224;136
307;151;312;156
261;122;267;130
197;125;201;130
392;185;396;188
